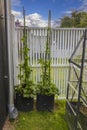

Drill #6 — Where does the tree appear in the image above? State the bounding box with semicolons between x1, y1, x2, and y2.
80;12;87;27
60;11;87;28
71;11;81;27
60;16;73;27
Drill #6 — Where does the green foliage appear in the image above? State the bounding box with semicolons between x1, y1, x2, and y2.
80;12;87;27
36;81;59;95
15;16;35;98
36;27;59;96
15;35;35;98
60;11;87;28
60;16;73;27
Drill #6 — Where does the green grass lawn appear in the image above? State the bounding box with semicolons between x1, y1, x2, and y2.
12;100;68;130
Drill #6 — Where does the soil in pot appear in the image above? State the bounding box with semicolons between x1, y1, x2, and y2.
36;94;54;112
15;93;34;112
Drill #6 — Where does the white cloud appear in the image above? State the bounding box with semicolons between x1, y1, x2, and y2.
26;13;42;21
11;10;22;18
53;20;60;27
11;0;21;6
62;10;72;17
11;10;60;27
83;0;87;11
64;11;72;14
63;0;87;16
79;0;87;12
11;10;48;27
25;13;48;27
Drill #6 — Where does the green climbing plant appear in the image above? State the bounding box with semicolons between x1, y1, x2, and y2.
15;8;35;98
36;12;59;96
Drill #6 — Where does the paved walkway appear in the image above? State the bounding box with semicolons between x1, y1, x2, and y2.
3;117;15;130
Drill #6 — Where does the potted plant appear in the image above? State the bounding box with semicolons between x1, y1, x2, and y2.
36;11;59;111
36;65;59;111
15;8;35;111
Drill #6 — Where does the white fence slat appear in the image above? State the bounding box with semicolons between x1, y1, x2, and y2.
14;27;85;99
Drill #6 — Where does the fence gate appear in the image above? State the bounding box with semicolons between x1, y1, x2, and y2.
0;0;9;129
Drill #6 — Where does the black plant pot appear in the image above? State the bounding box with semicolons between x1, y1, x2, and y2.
15;93;34;112
36;94;54;112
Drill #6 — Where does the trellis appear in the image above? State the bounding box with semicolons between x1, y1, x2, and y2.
66;29;87;130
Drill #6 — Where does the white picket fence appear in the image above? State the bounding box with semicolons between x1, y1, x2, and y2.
13;27;85;99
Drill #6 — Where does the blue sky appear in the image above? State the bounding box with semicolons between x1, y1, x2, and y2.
11;0;87;27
